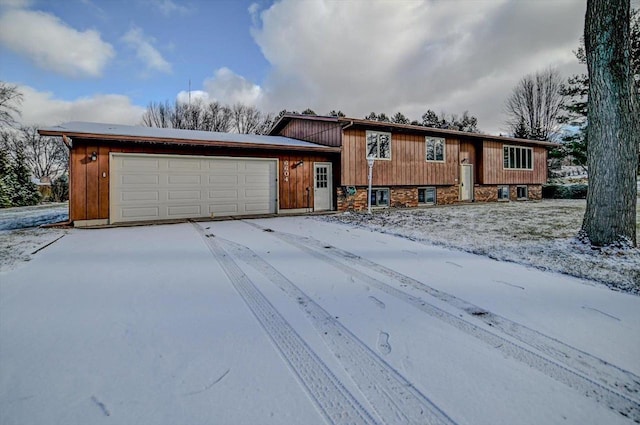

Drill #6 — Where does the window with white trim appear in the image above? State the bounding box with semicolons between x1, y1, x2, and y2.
418;187;436;204
498;185;509;201
370;188;390;207
426;137;445;162
366;131;391;160
516;185;528;200
503;145;533;170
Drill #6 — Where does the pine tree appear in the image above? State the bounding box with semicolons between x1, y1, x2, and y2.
10;148;40;206
0;148;13;207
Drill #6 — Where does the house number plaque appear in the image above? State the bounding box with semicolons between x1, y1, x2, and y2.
283;160;290;182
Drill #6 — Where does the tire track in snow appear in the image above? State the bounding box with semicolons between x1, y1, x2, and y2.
193;224;377;425
245;223;640;422
219;237;456;425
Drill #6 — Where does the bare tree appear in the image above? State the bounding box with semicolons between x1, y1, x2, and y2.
141;101;172;128
204;102;233;132
1;126;68;180
0;82;23;127
231;103;272;134
504;68;565;141
581;0;638;247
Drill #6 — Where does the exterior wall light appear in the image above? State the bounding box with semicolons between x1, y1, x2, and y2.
90;151;98;161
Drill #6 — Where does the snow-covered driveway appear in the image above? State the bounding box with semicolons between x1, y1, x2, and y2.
1;218;639;425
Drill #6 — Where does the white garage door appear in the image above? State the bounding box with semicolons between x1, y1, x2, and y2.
110;153;277;223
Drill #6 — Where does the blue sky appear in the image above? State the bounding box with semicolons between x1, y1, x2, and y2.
0;0;602;134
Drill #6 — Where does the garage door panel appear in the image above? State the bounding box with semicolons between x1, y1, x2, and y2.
210;204;239;214
209;175;238;184
122;158;159;169
121;191;159;202
121;174;159;185
209;190;239;200
167;190;201;201
168;175;201;184
168;159;201;170
121;207;160;218
111;154;276;223
167;205;201;217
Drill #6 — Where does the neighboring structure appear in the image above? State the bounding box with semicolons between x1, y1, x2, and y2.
270;114;556;211
39;122;339;226
39;116;556;226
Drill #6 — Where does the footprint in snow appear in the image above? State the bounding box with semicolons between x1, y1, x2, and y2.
377;331;391;355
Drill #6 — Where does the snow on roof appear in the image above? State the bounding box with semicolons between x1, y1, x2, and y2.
38;121;339;151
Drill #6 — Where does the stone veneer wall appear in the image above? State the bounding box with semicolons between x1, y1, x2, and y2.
336;184;542;211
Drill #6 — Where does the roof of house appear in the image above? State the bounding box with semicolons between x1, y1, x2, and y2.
269;114;560;148
38;121;341;153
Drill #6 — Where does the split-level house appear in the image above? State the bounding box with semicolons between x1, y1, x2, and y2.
39;115;555;226
270;114;556;211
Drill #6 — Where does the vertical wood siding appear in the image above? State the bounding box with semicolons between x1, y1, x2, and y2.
69;139;338;221
482;141;548;184
341;129;459;186
279;119;342;147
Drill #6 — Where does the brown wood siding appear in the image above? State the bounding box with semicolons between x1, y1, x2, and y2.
482;140;548;184
69;139;338;221
278;119;342;147
340;129;458;186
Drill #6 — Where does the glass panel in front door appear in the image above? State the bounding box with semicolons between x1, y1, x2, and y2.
316;167;327;188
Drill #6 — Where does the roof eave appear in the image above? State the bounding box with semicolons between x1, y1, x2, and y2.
37;130;342;153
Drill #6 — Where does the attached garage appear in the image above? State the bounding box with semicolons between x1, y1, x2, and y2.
38;122;340;226
110;154;277;223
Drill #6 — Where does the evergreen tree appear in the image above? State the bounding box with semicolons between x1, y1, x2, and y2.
513;116;530;138
10;148;40;206
391;112;410;124
0;148;13;207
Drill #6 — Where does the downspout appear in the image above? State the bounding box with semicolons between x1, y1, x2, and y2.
338;121;354;211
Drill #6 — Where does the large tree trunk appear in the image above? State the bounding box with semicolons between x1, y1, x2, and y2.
582;0;638;247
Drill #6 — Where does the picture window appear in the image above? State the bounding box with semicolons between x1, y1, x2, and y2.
503;145;533;170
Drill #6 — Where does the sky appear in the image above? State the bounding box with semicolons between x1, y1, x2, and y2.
0;0;611;135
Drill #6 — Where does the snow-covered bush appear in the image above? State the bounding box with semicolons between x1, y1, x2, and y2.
542;184;588;199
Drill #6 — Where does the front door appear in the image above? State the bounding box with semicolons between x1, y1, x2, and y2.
460;164;474;201
313;162;333;211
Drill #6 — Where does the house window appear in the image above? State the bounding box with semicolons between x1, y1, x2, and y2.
516;185;528;200
426;137;445;162
498;185;510;201
503;145;533;170
366;131;391;160
370;188;390;207
418;187;436;204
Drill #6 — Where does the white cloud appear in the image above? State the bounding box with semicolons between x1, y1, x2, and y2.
122;27;172;74
0;9;114;78
0;0;32;9
176;90;210;104
201;67;263;106
151;0;191;16
248;0;586;134
16;84;145;126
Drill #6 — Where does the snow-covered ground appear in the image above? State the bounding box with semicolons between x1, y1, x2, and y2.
321;199;640;294
0;203;69;273
1;219;639;425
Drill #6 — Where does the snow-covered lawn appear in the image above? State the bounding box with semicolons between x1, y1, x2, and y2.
321;199;640;294
0;203;69;273
1;219;639;425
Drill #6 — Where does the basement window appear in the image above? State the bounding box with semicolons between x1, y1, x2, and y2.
516;185;528;200
370;188;390;207
418;187;436;205
498;185;510;201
